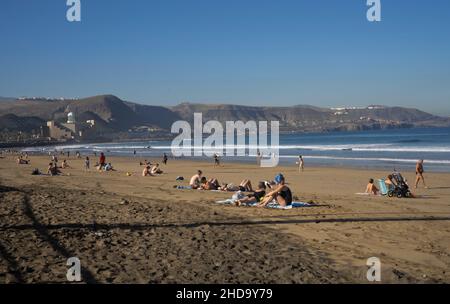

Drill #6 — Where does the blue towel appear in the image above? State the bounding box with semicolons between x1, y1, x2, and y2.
175;185;192;190
378;179;388;195
215;199;311;209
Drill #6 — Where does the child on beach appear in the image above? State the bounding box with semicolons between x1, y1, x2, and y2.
365;178;379;195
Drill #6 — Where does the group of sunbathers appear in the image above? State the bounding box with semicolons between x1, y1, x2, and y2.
141;160;164;176
188;170;293;207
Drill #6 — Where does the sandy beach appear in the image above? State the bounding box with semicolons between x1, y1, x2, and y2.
0;154;449;283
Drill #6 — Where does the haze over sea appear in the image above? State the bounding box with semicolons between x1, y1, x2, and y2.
24;128;450;172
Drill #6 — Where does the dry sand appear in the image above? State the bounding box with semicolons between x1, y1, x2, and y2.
0;154;449;283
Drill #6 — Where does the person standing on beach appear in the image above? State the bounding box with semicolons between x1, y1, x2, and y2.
415;159;428;189
256;151;261;166
99;152;106;170
162;153;168;165
84;156;90;171
298;155;304;172
214;153;221;167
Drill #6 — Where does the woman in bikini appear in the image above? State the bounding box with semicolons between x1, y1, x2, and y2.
258;174;292;207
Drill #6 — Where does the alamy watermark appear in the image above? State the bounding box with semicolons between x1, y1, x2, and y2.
66;0;81;22
171;113;280;167
366;257;381;282
367;0;382;22
65;1;381;23
66;257;82;282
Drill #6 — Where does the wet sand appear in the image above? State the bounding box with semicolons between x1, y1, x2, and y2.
1;154;449;283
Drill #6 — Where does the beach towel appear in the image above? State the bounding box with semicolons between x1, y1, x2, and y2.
174;185;192;190
214;199;312;209
378;179;388;195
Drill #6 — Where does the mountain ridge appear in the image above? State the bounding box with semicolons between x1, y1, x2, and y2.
1;94;449;135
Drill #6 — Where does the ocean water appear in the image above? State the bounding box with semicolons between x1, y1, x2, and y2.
23;127;450;172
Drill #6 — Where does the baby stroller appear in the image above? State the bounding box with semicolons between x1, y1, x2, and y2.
388;172;412;198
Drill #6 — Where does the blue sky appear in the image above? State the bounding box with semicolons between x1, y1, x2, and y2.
1;0;449;114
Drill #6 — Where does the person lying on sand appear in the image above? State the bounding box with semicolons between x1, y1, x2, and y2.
150;163;163;175
365;178;379;195
235;182;267;206
189;170;203;189
221;179;254;192
200;177;221;190
258;174;292;208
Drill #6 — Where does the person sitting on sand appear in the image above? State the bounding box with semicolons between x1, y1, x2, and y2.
151;163;163;175
189;170;203;189
142;165;152;177
365;178;379;195
235;182;267;206
61;159;71;169
385;174;397;190
258;174;292;208
47;163;61;176
17;156;30;165
104;163;115;171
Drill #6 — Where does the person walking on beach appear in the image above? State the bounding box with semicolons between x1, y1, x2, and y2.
84;156;90;171
214;153;221;167
162;153;168;165
415;159;427;189
298;155;304;172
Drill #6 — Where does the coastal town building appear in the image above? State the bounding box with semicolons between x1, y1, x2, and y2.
42;112;96;141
